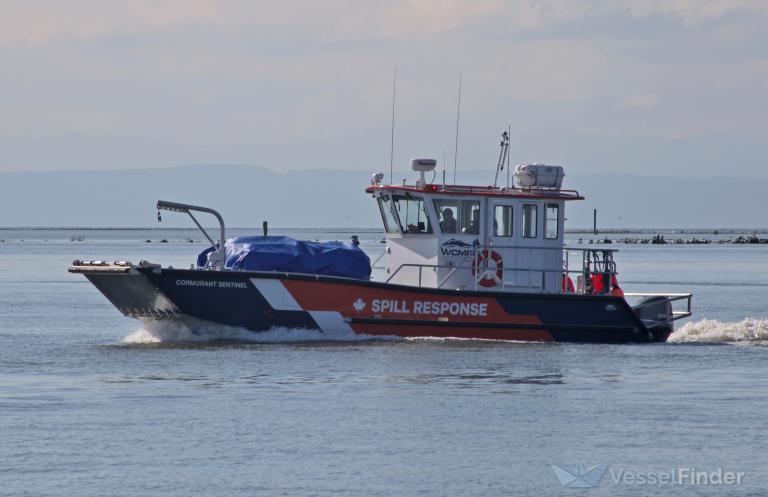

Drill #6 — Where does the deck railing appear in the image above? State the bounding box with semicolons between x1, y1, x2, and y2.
382;247;623;295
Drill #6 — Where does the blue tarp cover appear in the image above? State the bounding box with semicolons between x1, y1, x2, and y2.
197;236;371;280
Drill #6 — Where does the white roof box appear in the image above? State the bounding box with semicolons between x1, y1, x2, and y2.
411;158;437;172
513;164;565;189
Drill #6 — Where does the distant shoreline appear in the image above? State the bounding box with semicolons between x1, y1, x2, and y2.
0;226;384;232
2;227;768;234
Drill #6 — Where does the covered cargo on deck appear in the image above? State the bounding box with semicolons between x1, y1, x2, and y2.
197;236;371;280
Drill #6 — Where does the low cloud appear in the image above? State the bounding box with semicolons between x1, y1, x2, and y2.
0;0;766;174
616;93;659;109
623;0;768;25
0;1;219;45
6;0;764;47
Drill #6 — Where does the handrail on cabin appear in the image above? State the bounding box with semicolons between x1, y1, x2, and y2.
385;262;618;294
384;245;621;294
367;183;583;200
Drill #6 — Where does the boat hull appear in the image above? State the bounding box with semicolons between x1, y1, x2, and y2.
73;266;672;343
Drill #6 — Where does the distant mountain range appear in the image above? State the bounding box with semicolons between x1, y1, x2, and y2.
1;165;766;229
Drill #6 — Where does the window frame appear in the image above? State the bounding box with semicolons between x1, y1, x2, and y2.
433;199;459;234
433;198;480;235
392;194;433;234
544;204;559;240
522;204;538;239
376;195;401;234
493;205;514;237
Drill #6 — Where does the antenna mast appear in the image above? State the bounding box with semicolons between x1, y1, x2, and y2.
453;70;462;186
389;66;397;185
493;130;509;188
506;124;511;188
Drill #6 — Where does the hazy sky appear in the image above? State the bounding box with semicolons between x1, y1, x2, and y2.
1;0;766;177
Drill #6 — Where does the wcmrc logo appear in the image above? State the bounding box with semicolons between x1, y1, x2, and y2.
440;238;475;257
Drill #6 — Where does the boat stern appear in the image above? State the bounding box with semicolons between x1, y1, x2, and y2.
628;293;693;342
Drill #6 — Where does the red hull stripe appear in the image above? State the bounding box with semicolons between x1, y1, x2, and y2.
281;279;542;325
351;322;554;341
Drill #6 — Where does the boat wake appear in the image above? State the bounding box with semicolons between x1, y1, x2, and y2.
123;320;399;344
121;318;768;345
669;318;768;344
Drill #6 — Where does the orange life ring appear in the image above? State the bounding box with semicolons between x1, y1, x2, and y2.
472;249;503;287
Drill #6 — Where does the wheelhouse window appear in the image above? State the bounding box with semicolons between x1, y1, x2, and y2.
377;195;400;234
545;204;559;239
523;204;538;238
433;199;458;234
392;195;432;234
433;199;480;234
494;205;513;237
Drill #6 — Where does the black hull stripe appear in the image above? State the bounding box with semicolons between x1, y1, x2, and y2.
349;317;638;333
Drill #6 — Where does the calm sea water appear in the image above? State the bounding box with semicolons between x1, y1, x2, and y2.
1;228;767;497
